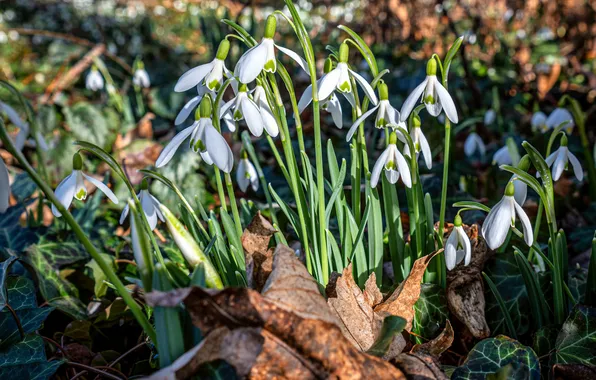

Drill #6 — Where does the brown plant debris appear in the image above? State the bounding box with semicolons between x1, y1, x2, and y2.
411;320;454;358
241;212;277;291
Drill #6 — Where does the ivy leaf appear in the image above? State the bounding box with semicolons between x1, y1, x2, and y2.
484;255;529;336
452;335;540;380
533;326;558;378
0;277;54;348
10;173;37;202
86;253;114;299
0;256;18;311
0;334;64;379
0;201;39;252
551;305;596;366
20;241;88;319
413;283;448;340
63;102;109;147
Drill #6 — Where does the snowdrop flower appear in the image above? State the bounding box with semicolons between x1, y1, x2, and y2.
510;155;530;206
174;39;231;92
484;109;496;125
400;59;458;123
371;131;412;188
0;157;9;213
546;108;574;134
531;111;548;133
346;82;398;141
445;214;471;270
492;145;513;166
298;58;345;130
85;66;104;91
175;85;217;126
220;83;264;137
481;181;533;250
133;62;150;88
234;15;308;84
403;115;432;169
119;179;164;230
464;132;486;158
252;84;279;137
156;96;234;173
318;43;378;108
236;153;258;192
545;134;583;181
52;153;119;217
128;201;152;289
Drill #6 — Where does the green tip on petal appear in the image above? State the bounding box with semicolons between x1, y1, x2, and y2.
517;154;531;171
339;42;349;63
216;39;230;60
505;181;515;196
73;152;83;170
141;178;149;190
389;131;398;145
238;83;248;93
324;57;334;74
426;59;437;76
242;150;248;159
198;96;212;119
454;214;463;227
560;133;568;147
264;15;277;39
379;82;389;100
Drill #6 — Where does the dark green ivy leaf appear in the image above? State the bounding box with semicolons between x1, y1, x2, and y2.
413;283;449;341
551;305;596;367
0;334;64;379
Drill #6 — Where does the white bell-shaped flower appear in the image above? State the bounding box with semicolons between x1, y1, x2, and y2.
403;116;432;170
0;157;9;213
371;131;412;188
346;82;398;141
445;214;471;270
236;154;259;193
252;85;279;137
85;67;104;91
234;15;308;84
481;181;533;250
219;83;264;137
119;179;164;230
464;132;486;158
174;85;216;126
545;134;583;181
156;97;234;173
175;40;231;92
531;111;548;133
400;59;458;123
492;145;513;166
52;153;118;217
546;108;574;134
484;109;496;125
318;43;378;108
133;64;150;88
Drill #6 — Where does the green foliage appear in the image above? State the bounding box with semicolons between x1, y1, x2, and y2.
85;253;115;298
452;335;540;380
0;334;64;379
366;316;406;357
413;283;448;340
63;102;111;148
551;305;596;366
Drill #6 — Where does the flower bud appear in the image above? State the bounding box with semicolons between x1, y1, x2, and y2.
505;181;516;196
379;82;389;101
324;57;334;74
454;213;463;227
215;39;230;60
73;152;83;170
389;131;398;145
238;83;248;93
560;133;568;147
198;96;212;119
264;14;277;39
426;58;437;76
339;42;349;63
517;154;531;171
141;178;149;190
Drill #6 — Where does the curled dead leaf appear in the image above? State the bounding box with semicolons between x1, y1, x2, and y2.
391;351;448;380
241;212;276;291
411;320;454;358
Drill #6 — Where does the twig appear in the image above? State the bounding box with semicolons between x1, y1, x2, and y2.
67;362;124;380
5;304;25;341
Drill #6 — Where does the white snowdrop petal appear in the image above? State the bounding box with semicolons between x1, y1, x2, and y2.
567;151;584;181
348;69;378;105
445;231;459;270
259;101;279;137
513;201;533;246
482;197;513;250
552;148;567;181
0;157;9;213
175;61;215;92
83;173;118;204
241;98;264;137
371;147;391;188
346;104;379;142
326;95;343;129
235;43;269;84
204;123;233;173
394;148;412;188
155;125;195;168
459;227;472;266
512;177;527;206
400;78;428;122
119;202;130;225
318;68;342;101
418;129;432;169
275;44;309;74
140;191;158;230
236;159;249;192
52;172;77;217
298;84;314;114
434;77;458;123
175;95;202;125
385;169;399;184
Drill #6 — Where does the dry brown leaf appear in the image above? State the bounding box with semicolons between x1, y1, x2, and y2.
446;224;491;339
411;320;454;358
241;212;276;291
391;351;448;380
552;363;596;380
147;245;405;379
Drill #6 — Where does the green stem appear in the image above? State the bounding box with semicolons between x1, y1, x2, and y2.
0;121;156;343
224;173;243;238
438;119;451;245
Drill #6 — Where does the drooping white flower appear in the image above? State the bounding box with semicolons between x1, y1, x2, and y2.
492;145;513;166
0;156;9;213
346;82;398;141
85;67;104;91
236;154;258;192
234;15;308;84
317;43;378;108
175;39;231;92
546;108;574;134
156;97;234;173
481;181;533;250
252;85;279;137
133;66;150;88
484;109;496;125
219;83;264;137
464;132;486;158
531;111;548;133
400;59;458;123
445;215;471;270
403;117;432;169
52;153;119;217
119;179;164;230
510;155;531;206
545;134;583;181
371;131;412;188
